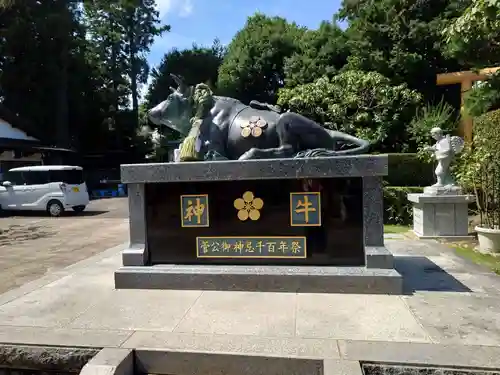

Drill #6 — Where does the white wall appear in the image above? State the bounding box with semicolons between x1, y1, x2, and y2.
0;118;38;141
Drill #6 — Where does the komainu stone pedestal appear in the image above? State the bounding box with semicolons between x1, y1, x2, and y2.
408;186;475;239
115;155;403;294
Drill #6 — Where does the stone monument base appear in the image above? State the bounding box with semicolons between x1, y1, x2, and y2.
116;155;403;295
408;186;475;239
114;246;402;294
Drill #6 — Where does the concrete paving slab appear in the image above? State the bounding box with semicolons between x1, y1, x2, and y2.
0;325;132;347
0;243;126;307
395;255;473;293
0;198;128;295
384;233;406;240
1;222;500;363
0;273;114;327
403;293;500;346
69;289;203;331
296;294;430;342
324;360;363;375
122;331;340;359
449;272;500;295
173;291;297;337
338;340;500;368
386;240;447;256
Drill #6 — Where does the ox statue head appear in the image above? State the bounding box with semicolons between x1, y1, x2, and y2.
147;74;194;136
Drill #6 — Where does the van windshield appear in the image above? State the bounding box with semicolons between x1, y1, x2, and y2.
50;170;84;185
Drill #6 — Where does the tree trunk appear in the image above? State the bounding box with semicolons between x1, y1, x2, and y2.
55;28;69;149
128;11;139;131
110;17;121;149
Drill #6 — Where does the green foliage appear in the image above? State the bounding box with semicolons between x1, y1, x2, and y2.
444;0;500;66
3;0;498;161
464;73;500;117
0;0;167;158
455;109;500;228
383;186;423;225
387;153;435;187
283;20;349;87
277;71;422;151
0;0;90;148
408;100;460;161
338;0;469;100
217;13;305;104
145;41;225;108
83;0;169;130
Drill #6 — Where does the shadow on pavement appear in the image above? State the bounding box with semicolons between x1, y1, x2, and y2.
64;210;109;217
0;210;109;218
395;256;471;294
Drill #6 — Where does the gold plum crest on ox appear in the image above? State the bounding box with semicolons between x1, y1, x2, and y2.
240;116;268;138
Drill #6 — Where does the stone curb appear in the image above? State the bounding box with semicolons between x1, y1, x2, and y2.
0;344;99;372
79;348;134;375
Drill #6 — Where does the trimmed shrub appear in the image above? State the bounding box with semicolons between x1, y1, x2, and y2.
383;186;423;225
456;109;500;228
387;153;434;187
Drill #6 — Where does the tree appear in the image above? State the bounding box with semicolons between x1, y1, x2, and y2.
444;0;500;116
122;0;170;128
277;71;422;152
338;0;470;101
0;0;168;160
141;40;225;146
444;0;500;66
0;0;84;148
83;0;169;143
217;13;305;104
283;20;349;87
83;0;131;142
145;40;226;107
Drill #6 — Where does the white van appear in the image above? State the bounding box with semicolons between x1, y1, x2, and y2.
0;165;90;217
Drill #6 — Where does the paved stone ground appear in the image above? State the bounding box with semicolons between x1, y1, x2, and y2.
0;198;128;294
1;234;500;364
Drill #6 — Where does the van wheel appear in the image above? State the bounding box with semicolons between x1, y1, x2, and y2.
72;205;86;213
47;200;64;217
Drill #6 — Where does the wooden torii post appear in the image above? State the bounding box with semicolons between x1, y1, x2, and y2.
436;66;500;142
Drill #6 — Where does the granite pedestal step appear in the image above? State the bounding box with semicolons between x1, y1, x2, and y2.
114;264;403;294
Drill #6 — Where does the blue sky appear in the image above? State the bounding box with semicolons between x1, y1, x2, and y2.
148;0;344;68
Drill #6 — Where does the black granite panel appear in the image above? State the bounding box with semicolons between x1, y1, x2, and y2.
145;177;365;266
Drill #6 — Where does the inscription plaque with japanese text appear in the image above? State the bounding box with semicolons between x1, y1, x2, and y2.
196;237;307;258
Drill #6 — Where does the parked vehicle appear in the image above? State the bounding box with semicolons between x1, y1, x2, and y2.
0;165;90;217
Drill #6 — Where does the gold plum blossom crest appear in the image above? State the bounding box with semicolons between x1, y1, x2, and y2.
234;191;264;221
240;116;268;138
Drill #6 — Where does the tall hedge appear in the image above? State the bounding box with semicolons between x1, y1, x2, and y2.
383;186;423;225
386;153;434;187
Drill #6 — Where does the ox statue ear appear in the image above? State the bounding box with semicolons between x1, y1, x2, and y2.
170;74;188;95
